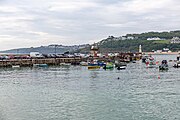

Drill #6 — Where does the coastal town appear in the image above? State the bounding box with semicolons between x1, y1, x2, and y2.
1;0;180;120
0;42;179;71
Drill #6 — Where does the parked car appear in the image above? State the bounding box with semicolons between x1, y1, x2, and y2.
30;52;44;58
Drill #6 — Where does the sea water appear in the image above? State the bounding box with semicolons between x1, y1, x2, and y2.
0;55;179;120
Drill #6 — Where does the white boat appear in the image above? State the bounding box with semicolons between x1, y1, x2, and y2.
59;63;71;66
117;66;126;70
33;64;48;67
12;65;20;68
80;61;89;66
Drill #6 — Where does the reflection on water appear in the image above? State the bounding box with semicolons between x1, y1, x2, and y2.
90;71;99;79
0;55;180;120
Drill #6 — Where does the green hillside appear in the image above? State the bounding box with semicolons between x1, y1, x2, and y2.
98;39;180;52
80;30;180;53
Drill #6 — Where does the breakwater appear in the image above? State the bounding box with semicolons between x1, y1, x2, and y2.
0;53;142;67
0;58;82;67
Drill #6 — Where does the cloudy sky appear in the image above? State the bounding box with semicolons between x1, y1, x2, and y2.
0;0;180;50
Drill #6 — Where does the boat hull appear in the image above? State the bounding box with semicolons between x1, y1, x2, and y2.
159;65;168;71
33;64;48;67
117;66;126;70
88;66;100;70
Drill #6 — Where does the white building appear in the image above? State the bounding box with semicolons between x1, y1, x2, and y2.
154;50;162;53
147;37;163;41
171;37;180;43
127;36;134;40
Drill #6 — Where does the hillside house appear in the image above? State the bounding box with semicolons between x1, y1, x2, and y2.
171;37;180;43
147;37;164;41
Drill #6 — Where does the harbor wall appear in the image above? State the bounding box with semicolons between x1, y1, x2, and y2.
0;53;142;67
0;58;81;67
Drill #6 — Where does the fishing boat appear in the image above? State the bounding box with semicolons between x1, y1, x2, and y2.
87;60;106;70
159;60;168;71
33;64;48;68
88;63;101;70
88;65;101;70
103;62;114;70
88;60;101;70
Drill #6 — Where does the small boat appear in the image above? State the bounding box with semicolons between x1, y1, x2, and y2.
145;57;157;68
103;63;114;70
159;60;168;71
88;66;100;70
60;63;71;66
87;60;104;70
142;55;149;63
146;61;157;68
97;62;106;67
80;61;89;66
173;61;180;68
117;66;126;70
12;65;20;68
115;62;127;67
33;64;48;68
132;61;136;63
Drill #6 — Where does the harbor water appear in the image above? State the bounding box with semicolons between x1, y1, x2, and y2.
0;55;180;120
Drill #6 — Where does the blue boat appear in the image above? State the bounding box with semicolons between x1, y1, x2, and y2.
88;61;106;67
33;64;48;68
97;62;106;67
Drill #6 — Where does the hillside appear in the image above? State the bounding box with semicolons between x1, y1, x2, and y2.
126;30;180;39
79;30;180;53
0;44;90;54
1;30;180;54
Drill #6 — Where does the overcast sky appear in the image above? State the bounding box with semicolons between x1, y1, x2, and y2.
0;0;180;50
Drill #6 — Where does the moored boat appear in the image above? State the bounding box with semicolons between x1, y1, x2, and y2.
33;64;48;68
173;61;180;68
145;56;157;68
117;66;126;70
115;62;127;67
103;62;114;70
97;62;106;67
88;60;100;70
142;55;149;63
159;60;168;71
88;65;100;70
12;65;20;68
80;61;89;66
87;60;105;70
60;63;71;66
